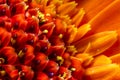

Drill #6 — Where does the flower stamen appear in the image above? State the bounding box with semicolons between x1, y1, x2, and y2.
0;58;5;64
0;70;6;76
19;71;25;77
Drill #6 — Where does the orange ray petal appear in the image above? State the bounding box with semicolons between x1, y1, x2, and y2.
35;0;48;6
91;55;112;67
110;53;120;65
74;31;117;56
75;53;93;67
73;24;91;42
87;0;120;55
112;68;120;80
57;1;77;15
85;64;119;80
75;53;93;63
73;0;114;23
67;25;77;43
72;8;85;27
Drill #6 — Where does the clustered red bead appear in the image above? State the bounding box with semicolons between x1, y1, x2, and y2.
0;0;84;80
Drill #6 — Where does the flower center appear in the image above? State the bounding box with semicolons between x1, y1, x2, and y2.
0;20;5;26
0;8;6;16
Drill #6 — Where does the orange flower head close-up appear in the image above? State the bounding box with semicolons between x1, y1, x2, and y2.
0;0;120;80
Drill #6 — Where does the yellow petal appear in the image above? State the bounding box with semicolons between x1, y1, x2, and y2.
74;31;117;56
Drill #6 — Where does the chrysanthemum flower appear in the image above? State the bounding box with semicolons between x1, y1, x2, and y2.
0;0;120;80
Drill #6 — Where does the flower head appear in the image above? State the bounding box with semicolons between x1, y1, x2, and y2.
0;0;120;80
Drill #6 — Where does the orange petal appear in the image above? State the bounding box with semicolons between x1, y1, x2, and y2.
87;0;120;55
73;24;91;42
57;1;77;15
72;8;85;27
91;55;112;67
35;0;48;6
110;53;120;65
49;0;63;5
89;0;120;31
74;31;117;56
75;53;92;63
74;0;114;22
67;25;77;43
112;68;120;80
75;53;93;67
45;4;56;17
85;64;119;80
54;18;67;34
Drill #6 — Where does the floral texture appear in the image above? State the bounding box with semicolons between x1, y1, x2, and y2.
0;0;120;80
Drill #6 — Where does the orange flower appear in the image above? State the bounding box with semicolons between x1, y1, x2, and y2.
0;0;120;80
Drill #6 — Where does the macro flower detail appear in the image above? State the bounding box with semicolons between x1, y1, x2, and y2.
0;0;120;80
